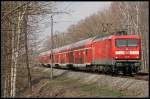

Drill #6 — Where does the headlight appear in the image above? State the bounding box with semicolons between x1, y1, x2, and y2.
129;51;139;54
115;51;125;55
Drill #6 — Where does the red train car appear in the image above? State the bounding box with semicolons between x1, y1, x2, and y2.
38;51;51;66
38;31;142;75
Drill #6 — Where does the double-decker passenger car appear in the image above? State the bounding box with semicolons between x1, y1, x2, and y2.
38;31;142;75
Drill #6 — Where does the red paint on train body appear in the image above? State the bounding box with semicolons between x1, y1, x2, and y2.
39;35;141;65
38;33;142;74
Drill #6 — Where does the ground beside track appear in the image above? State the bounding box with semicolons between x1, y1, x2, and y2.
17;66;149;98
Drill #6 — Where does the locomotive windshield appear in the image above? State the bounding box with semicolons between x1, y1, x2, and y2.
116;39;138;47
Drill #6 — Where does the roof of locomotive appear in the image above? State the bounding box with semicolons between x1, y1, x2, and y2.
113;35;141;39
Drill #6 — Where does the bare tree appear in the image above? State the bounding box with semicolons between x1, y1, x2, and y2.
1;1;56;97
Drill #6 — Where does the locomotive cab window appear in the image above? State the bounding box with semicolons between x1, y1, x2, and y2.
116;39;126;47
127;39;138;47
116;39;138;47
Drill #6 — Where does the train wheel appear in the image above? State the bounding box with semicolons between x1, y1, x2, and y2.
86;65;90;72
41;64;45;67
48;64;51;68
104;66;108;74
110;65;115;76
128;66;134;77
55;64;59;69
104;66;111;75
90;65;95;72
94;66;98;73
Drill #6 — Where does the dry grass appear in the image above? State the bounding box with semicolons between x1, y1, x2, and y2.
16;67;125;98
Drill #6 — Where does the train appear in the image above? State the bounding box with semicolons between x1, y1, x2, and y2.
38;31;142;75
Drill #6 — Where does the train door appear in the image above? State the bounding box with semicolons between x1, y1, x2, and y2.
58;54;60;63
84;48;92;64
84;49;88;63
79;50;83;64
69;51;74;63
66;52;69;63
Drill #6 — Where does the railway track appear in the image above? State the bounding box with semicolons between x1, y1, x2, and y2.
112;73;149;81
41;65;149;81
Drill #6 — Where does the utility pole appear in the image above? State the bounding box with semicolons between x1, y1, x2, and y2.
136;2;140;35
50;15;54;80
126;3;130;34
50;12;70;80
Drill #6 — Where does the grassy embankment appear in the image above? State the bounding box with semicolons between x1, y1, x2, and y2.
19;67;126;97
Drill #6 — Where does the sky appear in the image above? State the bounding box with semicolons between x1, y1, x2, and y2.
38;2;111;48
54;2;111;32
40;2;111;36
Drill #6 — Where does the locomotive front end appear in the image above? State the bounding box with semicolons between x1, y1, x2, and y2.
113;35;142;75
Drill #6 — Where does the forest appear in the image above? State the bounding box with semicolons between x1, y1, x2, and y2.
1;1;148;97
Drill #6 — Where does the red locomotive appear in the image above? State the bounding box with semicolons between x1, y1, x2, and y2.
38;31;142;75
